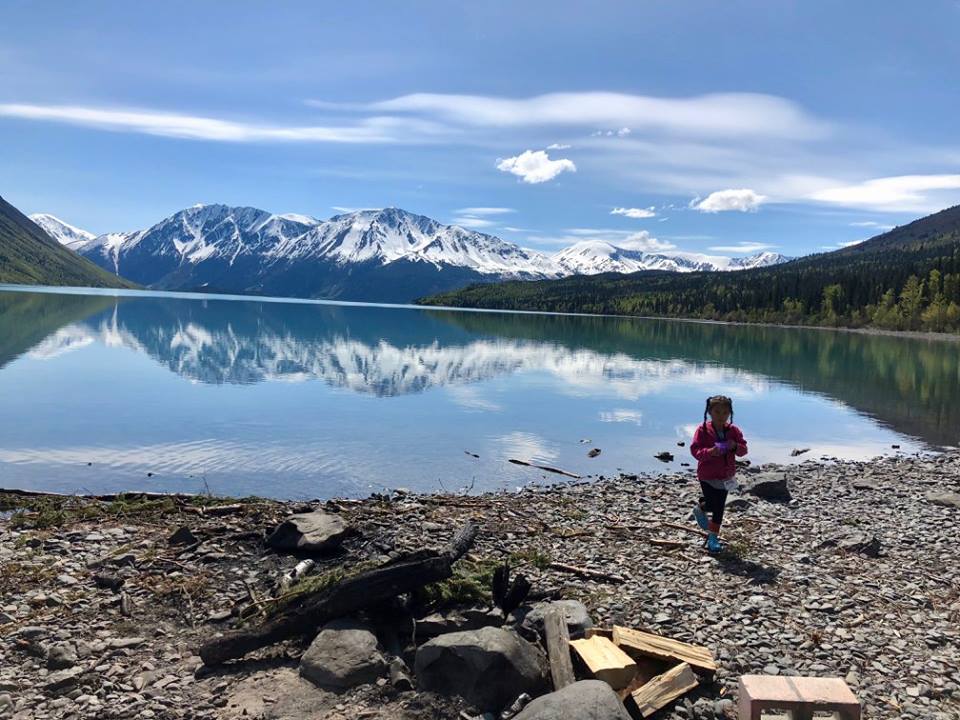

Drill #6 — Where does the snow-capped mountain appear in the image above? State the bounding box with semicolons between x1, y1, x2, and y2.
34;203;790;302
553;240;790;275
28;213;96;250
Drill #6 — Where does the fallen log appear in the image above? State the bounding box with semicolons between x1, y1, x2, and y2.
199;522;478;666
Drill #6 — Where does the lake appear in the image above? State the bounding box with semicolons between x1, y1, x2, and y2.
1;285;955;499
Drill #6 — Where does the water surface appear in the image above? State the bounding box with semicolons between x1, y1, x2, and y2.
1;285;954;498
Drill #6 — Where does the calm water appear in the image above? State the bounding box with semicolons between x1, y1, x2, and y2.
1;285;956;499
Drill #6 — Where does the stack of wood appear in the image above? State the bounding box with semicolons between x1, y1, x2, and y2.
557;624;716;718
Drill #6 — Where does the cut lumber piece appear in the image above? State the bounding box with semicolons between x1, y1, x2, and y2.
199;522;477;666
629;662;699;717
548;562;625;584
612;626;717;673
544;608;576;690
569;635;638;690
584;627;613;640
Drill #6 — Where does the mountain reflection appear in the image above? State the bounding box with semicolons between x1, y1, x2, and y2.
3;289;958;446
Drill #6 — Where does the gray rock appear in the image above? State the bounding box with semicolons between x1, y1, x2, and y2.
46;642;78;670
837;533;882;558
725;497;752;512
299;618;387;689
44;667;84;695
168;526;198;546
415;626;548;712
926;491;960;509
513;680;630;720
267;510;351;553
519;600;594;639
743;472;792;502
416;607;502;637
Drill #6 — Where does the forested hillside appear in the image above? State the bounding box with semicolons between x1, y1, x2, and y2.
420;204;960;333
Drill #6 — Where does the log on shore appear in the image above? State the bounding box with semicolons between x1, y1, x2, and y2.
198;522;478;666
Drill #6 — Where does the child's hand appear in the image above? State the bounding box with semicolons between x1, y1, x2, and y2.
729;441;738;453
710;446;723;456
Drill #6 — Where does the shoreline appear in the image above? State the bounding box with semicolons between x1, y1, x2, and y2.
2;452;959;719
5;281;959;343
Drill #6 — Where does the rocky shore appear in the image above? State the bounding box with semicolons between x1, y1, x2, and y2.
2;451;959;720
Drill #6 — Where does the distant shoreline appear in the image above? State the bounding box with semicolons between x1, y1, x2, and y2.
4;280;959;343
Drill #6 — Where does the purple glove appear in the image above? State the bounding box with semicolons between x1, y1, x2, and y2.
714;441;729;453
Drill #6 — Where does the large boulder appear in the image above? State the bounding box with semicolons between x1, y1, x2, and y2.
414;626;548;711
267;510;351;553
519;600;593;640
299;619;387;689
513;680;631;720
742;472;792;502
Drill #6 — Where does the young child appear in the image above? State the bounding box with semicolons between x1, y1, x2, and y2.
689;395;748;553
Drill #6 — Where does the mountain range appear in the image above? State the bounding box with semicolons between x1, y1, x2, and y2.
28;204;788;303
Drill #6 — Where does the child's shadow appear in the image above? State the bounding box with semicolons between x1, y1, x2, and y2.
713;554;781;585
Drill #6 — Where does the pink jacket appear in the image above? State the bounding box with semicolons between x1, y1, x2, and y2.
690;422;748;481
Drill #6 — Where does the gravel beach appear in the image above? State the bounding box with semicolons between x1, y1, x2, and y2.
2;451;959;720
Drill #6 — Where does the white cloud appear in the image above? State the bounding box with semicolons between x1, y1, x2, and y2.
838;239;866;247
692;188;767;213
617;230;676;252
361;91;827;139
453;216;497;229
0;103;436;143
810;174;960;212
331;205;376;213
454;207;515;215
496;150;576;184
611;206;656;219
708;241;776;253
547;143;571;150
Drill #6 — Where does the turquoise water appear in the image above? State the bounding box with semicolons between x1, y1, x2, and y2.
1;285;953;499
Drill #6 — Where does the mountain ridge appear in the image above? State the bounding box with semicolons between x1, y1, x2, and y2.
29;204;789;302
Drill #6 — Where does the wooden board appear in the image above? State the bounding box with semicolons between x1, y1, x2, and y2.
630;662;699;717
569;635;638;690
612;625;717;673
543;608;576;690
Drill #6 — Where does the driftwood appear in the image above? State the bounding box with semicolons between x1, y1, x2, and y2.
199;522;478;666
548;561;625;584
508;459;582;479
543;608;575;690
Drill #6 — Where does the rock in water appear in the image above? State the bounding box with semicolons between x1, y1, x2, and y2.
512;680;631;720
519;600;594;640
926;490;960;509
743;472;792;502
266;509;350;553
414;626;548;711
299;619;387;689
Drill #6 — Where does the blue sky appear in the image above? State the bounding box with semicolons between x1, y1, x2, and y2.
3;0;960;260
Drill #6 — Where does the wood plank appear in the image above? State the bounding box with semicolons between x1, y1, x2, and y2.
630;662;699;718
569;635;638;690
543;608;576;690
612;625;717;673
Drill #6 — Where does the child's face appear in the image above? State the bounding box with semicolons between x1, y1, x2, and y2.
709;404;731;426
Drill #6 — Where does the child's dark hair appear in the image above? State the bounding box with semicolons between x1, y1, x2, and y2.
702;395;734;429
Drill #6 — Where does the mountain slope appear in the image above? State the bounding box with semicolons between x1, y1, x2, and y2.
419;204;960;333
0;197;137;289
553;240;789;275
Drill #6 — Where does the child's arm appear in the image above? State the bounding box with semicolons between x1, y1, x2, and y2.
733;427;748;456
689;426;714;461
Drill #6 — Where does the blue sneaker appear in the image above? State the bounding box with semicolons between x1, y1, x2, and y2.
692;504;708;531
706;533;724;554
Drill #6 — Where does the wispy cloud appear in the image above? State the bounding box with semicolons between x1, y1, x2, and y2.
0;103;442;143
849;220;894;230
810;174;960;212
454;207;515;215
611;206;656;219
708;241;776;253
547;143;571;150
452;216;497;229
691;188;767;213
496;150;576;184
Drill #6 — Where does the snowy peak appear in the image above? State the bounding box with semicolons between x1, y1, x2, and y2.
29;213;96;250
553;240;790;275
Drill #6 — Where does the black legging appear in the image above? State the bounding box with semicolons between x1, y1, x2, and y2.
699;481;727;527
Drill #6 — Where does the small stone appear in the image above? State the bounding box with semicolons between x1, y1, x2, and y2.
47;642;78;670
